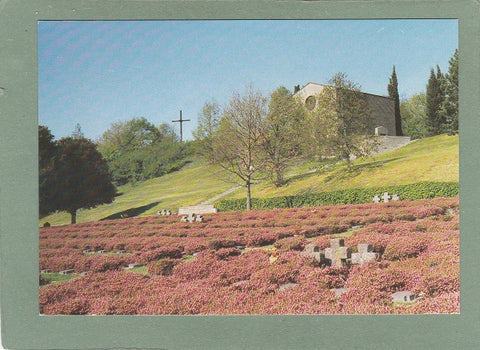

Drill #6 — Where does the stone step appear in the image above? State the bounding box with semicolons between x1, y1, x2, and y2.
374;136;412;154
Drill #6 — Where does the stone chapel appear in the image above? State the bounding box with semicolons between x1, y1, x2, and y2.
295;82;397;136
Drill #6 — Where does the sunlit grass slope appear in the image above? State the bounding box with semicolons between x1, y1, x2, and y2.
223;134;458;200
40;134;458;226
40;160;236;226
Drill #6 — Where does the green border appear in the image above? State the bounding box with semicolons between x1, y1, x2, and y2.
1;1;478;349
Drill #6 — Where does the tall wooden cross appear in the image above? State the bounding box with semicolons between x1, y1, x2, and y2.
172;110;190;142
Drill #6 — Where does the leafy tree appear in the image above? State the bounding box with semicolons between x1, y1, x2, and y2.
39;126;57;217
426;66;447;135
400;93;428;140
307;73;377;170
50;137;116;224
264;86;306;187
443;49;459;134
97;117;183;185
212;86;267;210
193;101;221;163
387;65;403;136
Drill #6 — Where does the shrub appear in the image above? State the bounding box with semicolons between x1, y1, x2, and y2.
274;236;305;251
216;182;459;211
148;258;177;276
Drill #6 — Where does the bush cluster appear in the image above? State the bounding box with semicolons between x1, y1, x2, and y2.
216;182;458;211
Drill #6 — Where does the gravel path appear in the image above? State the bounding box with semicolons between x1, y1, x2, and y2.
201;185;242;205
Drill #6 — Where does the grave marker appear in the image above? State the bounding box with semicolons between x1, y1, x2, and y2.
178;204;217;215
301;243;326;264
126;263;143;269
381;192;391;203
351;243;380;265
391;291;422;303
324;238;351;267
278;283;298;291
373;195;380;203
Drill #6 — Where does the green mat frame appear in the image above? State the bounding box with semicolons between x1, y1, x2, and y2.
1;1;478;349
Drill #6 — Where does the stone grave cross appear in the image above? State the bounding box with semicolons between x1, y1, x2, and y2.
324;238;351;267
373;195;380;203
381;192;391;203
351;243;379;265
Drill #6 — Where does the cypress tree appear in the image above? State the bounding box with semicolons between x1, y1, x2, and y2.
443;49;459;134
387;65;403;136
426;66;446;135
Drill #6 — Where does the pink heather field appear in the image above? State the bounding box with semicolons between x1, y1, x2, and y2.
39;197;459;315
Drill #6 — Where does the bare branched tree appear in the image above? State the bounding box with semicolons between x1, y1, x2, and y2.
212;86;267;210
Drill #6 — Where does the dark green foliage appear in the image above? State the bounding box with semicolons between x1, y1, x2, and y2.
426;66;447;135
388;66;403;136
50;137;116;223
149;258;176;276
443;49;459;135
216;182;458;211
39;126;57;216
97;117;187;185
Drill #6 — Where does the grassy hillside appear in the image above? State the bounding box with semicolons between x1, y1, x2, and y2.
40;134;458;226
223;134;458;200
40;160;236;226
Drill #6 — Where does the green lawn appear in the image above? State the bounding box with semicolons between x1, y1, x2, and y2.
222;134;458;200
40;160;236;226
40;273;80;285
40;134;458;227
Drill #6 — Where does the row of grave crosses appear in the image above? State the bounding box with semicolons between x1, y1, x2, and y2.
157;209;172;216
373;192;399;203
158;209;207;223
180;213;205;223
301;238;381;267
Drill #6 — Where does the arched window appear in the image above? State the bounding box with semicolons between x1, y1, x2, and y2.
305;95;316;111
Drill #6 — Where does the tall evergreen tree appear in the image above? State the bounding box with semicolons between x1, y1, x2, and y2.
443;49;459;134
387;65;403;136
426;66;446;135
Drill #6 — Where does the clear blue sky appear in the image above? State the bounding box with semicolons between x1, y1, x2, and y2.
38;19;458;141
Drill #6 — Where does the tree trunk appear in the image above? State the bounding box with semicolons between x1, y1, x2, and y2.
246;177;252;210
70;210;77;224
275;168;284;187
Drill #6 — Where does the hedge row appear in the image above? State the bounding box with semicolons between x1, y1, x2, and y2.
215;182;459;211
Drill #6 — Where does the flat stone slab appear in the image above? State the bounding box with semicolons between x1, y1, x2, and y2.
59;269;75;275
278;283;298;291
126;263;144;269
391;290;422;303
332;288;348;297
233;280;248;287
178;205;218;215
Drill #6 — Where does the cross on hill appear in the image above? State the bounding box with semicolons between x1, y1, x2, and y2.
172;110;190;142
